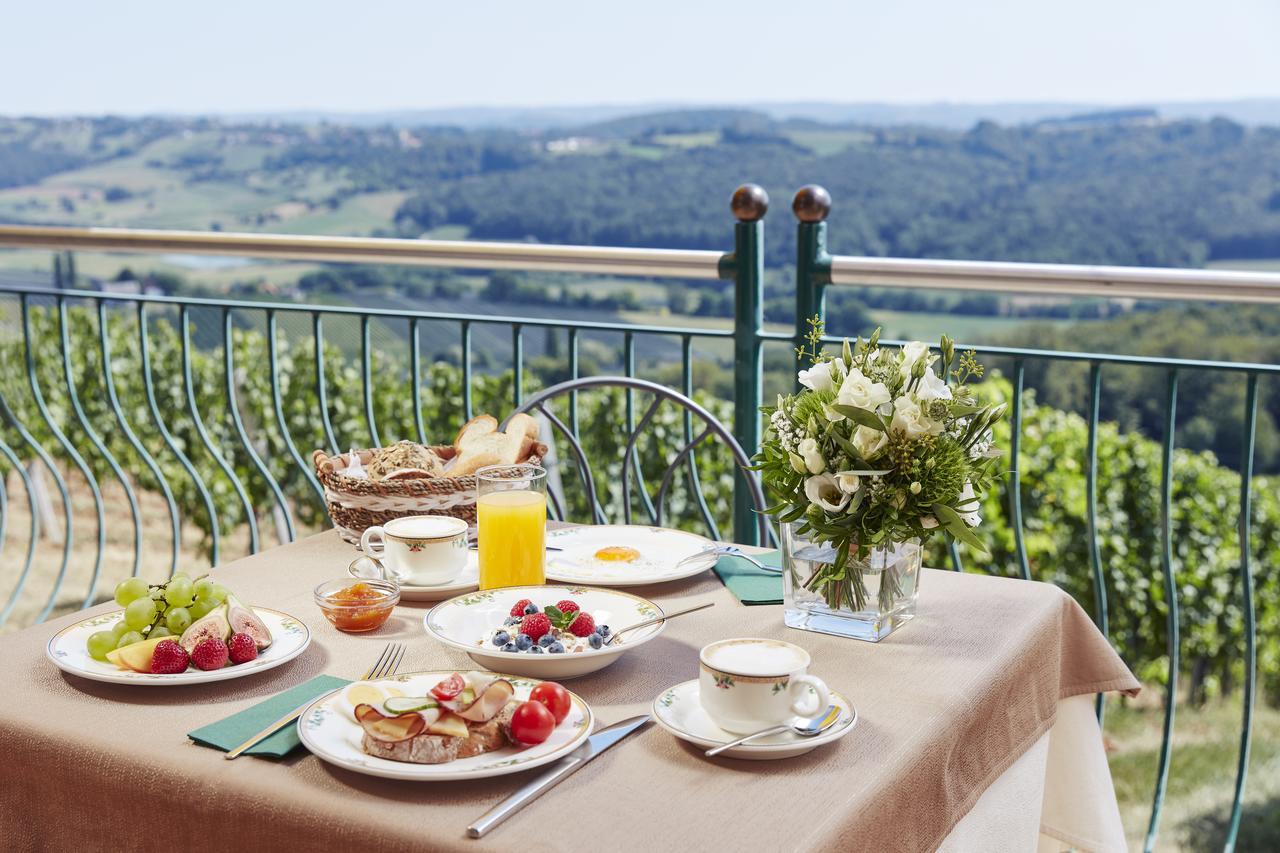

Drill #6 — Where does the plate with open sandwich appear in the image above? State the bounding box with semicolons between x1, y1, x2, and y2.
297;670;593;781
544;525;717;587
47;594;310;686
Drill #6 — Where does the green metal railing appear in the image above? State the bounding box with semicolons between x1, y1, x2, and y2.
3;183;1280;850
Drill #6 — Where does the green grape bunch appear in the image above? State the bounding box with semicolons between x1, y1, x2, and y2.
84;573;228;662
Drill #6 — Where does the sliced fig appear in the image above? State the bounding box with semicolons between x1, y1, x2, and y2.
178;605;231;653
226;593;272;649
354;703;426;743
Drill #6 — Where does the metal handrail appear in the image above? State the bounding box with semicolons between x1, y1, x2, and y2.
0;224;725;279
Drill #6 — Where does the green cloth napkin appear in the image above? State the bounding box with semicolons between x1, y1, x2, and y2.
188;674;349;758
713;550;783;606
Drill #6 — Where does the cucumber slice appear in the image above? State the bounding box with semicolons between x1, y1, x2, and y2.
382;696;440;715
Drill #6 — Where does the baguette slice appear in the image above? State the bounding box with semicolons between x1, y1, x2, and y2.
454;415;498;450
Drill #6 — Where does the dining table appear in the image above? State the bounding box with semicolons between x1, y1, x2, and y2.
0;528;1138;853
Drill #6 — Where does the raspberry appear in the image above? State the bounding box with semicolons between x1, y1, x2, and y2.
510;598;534;618
520;612;552;641
555;599;580;614
568;612;595;637
191;638;229;671
149;640;189;674
228;633;258;665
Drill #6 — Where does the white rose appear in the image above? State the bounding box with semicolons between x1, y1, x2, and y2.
921;515;940;529
797;437;826;474
836;367;892;415
914;367;953;402
797;359;842;393
891;395;943;439
899;341;932;378
852;424;888;460
956;481;981;527
835;472;861;494
804;473;850;514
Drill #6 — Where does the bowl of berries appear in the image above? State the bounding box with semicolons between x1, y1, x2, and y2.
422;586;666;679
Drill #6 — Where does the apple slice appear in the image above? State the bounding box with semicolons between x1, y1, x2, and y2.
105;635;175;673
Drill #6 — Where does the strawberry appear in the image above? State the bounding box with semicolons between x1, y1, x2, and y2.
568;612;595;637
555;599;580;614
520;612;552;641
191;637;229;671
149;640;190;674
510;598;534;618
228;633;258;665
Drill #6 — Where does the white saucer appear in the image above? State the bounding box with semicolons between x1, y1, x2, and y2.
348;554;479;601
651;679;857;760
545;525;717;587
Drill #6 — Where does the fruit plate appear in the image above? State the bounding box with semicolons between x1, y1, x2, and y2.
297;670;593;781
651;679;857;760
46;608;311;686
423;585;665;679
544;525;716;587
348;553;479;601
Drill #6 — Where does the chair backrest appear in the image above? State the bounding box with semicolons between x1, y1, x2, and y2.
503;376;771;544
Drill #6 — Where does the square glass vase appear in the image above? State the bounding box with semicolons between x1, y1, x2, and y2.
781;523;922;642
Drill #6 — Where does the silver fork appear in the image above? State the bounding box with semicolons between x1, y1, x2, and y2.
224;642;406;759
677;545;781;574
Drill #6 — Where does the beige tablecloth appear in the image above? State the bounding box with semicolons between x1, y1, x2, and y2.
0;530;1138;852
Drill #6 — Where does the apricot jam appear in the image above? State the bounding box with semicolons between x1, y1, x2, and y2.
319;582;396;632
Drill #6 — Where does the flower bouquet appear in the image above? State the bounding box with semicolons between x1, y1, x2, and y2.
755;322;1005;640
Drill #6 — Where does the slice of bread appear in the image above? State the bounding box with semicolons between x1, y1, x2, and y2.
449;412;542;476
454;414;498;450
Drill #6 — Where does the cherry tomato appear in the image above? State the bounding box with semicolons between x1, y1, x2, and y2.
528;681;571;724
430;672;465;701
510;701;555;745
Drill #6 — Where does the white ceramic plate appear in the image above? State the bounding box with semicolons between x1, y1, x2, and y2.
423;585;665;679
46;607;311;686
545;525;716;587
651;679;857;760
349;553;480;601
297;670;593;781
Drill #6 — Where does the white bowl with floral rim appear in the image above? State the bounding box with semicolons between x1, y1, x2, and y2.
297;670;593;781
423;585;665;679
46;607;310;686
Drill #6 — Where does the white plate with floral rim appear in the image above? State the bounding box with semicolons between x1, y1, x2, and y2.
46;607;310;686
544;525;717;587
296;670;594;781
423;585;665;679
348;553;480;601
651;679;857;760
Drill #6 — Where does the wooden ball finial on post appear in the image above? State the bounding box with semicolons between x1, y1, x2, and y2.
791;184;831;223
730;184;769;222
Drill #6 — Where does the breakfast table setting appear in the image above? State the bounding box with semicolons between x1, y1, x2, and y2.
1;337;1142;852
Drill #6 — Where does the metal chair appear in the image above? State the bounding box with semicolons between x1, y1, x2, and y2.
503;376;771;544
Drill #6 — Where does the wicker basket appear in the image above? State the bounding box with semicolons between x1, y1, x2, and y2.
313;446;545;544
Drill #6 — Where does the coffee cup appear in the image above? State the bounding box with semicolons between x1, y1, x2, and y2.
359;515;468;586
698;638;830;733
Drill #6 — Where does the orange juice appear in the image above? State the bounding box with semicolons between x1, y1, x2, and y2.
477;489;547;589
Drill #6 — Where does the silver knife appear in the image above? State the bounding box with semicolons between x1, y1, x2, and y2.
466;714;652;838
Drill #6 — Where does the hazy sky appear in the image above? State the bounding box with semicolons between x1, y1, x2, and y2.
4;0;1279;115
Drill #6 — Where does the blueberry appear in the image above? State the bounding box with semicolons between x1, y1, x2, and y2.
523;603;539;615
588;633;603;649
530;645;544;654
538;634;555;648
502;642;517;652
492;630;510;647
548;641;566;654
597;624;611;638
514;633;533;651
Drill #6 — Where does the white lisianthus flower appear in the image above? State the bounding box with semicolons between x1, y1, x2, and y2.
852;424;888;460
891;395;943;439
835;472;861;494
804;473;850;513
956;480;981;527
797;437;826;474
914;367;953;402
797;359;844;393
909;481;922;495
836;367;892;414
921;515;940;529
899;341;932;378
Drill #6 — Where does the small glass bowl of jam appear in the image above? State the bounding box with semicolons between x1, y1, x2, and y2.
314;578;399;633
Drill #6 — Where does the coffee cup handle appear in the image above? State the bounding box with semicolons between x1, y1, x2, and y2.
360;526;387;561
787;674;830;719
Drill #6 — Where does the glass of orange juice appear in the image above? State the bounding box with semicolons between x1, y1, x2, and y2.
475;464;548;590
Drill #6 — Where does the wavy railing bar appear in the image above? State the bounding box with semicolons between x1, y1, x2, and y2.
0;225;726;279
829;255;1280;304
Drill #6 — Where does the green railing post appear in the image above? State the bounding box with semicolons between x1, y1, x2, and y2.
792;185;833;378
720;184;768;546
